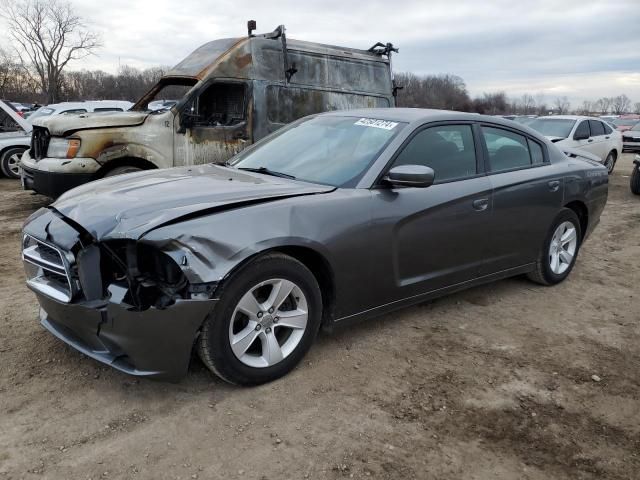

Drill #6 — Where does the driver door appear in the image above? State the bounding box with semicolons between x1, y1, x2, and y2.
368;123;493;306
174;81;252;167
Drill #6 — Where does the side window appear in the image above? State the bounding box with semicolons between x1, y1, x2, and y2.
603;122;613;134
589;120;605;136
574;120;590;139
528;139;545;164
191;83;246;127
94;108;123;112
482;126;531;172
392;125;477;182
61;109;87;115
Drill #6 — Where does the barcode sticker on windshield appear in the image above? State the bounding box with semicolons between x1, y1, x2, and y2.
354;118;398;130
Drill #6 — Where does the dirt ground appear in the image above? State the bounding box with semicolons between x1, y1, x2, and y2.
0;153;638;480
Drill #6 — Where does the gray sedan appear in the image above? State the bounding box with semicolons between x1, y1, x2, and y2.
22;109;608;385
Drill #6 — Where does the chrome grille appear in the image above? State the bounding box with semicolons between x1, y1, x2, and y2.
22;235;73;303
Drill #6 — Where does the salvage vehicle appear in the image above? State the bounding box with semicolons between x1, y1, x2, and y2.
0;100;32;178
528;116;623;174
622;122;640;152
631;155;640;195
20;23;397;198
22;109;609;385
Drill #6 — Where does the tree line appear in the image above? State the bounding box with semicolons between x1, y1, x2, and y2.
1;0;638;115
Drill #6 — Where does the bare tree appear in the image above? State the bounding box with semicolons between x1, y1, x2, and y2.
554;96;571;115
611;94;631;115
634;102;640;115
594;97;611;115
2;0;101;103
578;100;592;115
520;94;535;115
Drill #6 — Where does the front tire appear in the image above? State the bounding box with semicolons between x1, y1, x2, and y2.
631;163;640;195
527;208;582;286
197;253;322;385
0;147;26;179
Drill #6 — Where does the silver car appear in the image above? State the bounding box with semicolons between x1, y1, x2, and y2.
0;100;32;179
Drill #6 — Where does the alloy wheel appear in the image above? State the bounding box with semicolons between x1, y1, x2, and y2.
228;278;308;368
7;152;22;178
548;221;578;275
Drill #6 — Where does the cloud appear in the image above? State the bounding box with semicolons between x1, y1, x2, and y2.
2;0;639;104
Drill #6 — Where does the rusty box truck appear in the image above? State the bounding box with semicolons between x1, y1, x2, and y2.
20;23;397;197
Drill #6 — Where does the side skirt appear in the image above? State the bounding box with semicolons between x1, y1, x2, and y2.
331;263;535;328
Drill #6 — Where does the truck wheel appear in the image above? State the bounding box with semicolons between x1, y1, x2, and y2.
104;166;143;177
0;147;26;179
631;164;640;195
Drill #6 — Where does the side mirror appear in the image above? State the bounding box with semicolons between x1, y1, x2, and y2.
574;131;589;141
384;165;435;188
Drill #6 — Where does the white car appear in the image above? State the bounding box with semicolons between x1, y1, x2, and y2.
27;100;133;123
528;115;623;173
0;100;32;178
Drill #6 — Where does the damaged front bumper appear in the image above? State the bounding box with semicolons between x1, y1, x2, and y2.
35;288;216;381
22;208;218;381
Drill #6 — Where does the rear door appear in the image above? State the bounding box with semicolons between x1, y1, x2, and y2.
481;125;563;273
588;120;608;159
572;120;601;159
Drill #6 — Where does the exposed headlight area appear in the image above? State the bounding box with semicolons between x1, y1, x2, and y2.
46;137;81;159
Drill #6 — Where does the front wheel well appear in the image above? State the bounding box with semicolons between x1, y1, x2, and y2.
98;157;157;177
563;201;588;240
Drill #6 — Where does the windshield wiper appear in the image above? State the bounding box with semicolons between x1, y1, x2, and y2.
236;166;296;180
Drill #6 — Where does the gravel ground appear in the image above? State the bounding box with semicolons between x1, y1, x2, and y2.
0;153;638;480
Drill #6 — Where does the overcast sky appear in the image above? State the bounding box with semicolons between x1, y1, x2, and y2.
4;0;640;105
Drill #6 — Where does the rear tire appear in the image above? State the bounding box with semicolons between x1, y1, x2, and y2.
103;165;143;177
631;163;640;195
0;147;26;179
197;253;322;386
604;151;616;174
527;208;582;286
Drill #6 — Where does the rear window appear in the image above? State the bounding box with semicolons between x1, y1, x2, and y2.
28;107;55;121
93;107;123;112
528;118;576;138
528;139;545;164
482;126;531;172
61;109;87;115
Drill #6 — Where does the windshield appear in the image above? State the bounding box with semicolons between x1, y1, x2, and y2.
231;116;405;187
132;77;197;111
528;118;576;138
612;118;639;127
28;107;55;122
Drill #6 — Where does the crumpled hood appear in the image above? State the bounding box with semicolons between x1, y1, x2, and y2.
52;164;334;240
34;110;149;136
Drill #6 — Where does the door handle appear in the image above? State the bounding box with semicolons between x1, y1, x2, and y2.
472;198;489;211
605;136;610;139
587;139;593;143
548;180;560;192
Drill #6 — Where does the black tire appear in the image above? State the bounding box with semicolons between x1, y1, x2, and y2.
197;253;322;385
604;151;616;174
527;208;582;286
0;147;26;179
631;164;640;195
103;165;142;177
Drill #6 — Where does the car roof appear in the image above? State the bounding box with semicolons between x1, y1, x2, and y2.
536;115;604;121
319;107;518;125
